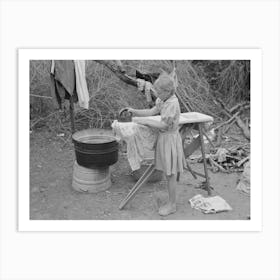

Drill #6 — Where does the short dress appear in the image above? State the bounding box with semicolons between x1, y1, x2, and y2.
154;95;186;176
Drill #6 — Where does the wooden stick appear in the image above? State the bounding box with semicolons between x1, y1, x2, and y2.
214;111;240;130
209;157;228;173
229;101;250;113
237;156;250;167
119;164;155;210
185;161;198;179
198;124;211;195
223;119;237;134
191;170;206;178
30;94;53;99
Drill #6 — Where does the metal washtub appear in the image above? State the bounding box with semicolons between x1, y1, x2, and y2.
72;129;119;168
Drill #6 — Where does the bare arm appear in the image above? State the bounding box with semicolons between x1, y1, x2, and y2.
133;118;168;130
129;106;159;117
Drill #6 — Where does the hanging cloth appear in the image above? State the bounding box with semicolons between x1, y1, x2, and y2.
136;78;153;103
74;60;90;109
50;60;78;109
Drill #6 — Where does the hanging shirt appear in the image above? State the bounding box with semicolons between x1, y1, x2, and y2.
50;60;78;109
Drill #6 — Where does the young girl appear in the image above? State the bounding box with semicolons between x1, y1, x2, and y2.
127;71;186;216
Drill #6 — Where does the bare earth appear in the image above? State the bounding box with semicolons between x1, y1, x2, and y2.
30;130;250;220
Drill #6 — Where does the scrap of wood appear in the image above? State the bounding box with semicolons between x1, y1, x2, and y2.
237;156;250;167
209;157;228;173
225;154;242;161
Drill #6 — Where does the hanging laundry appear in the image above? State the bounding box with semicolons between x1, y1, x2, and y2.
189;194;232;214
111;120;158;171
136;78;153;103
50;60;78;109
136;70;160;84
74;60;90;109
136;78;145;92
144;81;152;103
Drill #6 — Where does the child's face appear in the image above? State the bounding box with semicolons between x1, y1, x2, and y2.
156;86;173;102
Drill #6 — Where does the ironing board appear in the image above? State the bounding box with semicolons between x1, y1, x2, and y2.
119;112;214;210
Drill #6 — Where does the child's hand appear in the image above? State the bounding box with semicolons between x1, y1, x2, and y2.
125;107;135;115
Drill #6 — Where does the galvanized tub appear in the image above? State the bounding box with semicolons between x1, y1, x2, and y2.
72;161;111;193
72;129;119;168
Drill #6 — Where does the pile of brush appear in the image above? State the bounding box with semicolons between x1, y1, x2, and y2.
190;146;250;173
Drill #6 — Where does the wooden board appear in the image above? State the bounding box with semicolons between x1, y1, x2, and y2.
132;112;213;125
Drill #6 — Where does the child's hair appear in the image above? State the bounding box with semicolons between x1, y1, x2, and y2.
153;69;177;96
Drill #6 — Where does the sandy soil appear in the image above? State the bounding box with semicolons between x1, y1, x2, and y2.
30;129;250;220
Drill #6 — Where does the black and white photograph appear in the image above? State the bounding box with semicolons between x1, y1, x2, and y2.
2;1;280;279
28;58;252;221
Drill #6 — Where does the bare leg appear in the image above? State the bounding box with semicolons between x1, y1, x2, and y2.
159;174;177;216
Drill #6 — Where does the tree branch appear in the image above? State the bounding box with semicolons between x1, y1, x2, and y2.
94;60;138;87
212;95;250;140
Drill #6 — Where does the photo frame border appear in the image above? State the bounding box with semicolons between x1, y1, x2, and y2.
19;48;262;232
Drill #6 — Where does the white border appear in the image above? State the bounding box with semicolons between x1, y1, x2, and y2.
19;49;262;232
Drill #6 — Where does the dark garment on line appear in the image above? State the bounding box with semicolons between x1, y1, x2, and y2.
50;60;78;109
135;70;160;84
135;70;160;107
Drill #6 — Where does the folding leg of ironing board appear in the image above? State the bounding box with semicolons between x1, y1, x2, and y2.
185;161;197;179
180;122;212;195
119;164;155;210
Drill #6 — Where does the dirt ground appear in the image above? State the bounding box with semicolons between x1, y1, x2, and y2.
30;129;250;220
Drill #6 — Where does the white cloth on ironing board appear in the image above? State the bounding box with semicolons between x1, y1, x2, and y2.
111;120;158;171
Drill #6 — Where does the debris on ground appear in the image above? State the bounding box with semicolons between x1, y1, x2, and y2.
190;146;250;173
189;194;232;214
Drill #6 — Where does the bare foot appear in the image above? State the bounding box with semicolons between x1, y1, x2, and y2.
158;203;176;216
